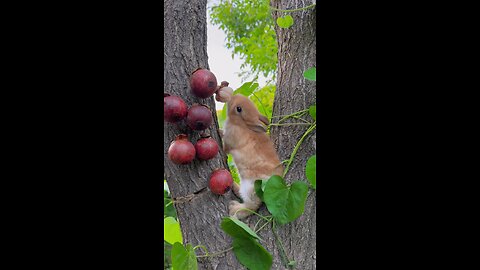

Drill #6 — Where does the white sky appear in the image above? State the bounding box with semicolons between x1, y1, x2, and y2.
207;0;268;110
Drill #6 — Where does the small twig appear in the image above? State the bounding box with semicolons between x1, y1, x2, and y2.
283;123;316;177
271;109;309;119
253;217;264;231
196;247;233;258
278;112;307;124
193;245;209;256
272;219;294;268
269;123;311;127
255;217;273;234
291;115;311;123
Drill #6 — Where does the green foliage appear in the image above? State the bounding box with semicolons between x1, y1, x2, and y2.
217;106;227;129
232;237;273;270
172;243;198;270
222;175;311;268
164;241;173;270
227;154;241;184
276;15;294;28
221;218;272;270
221;217;261;240
303;67;316;81
164;190;176;219
164;217;183;245
234;81;259;97
263;175;309;225
164;181;178;269
254;179;268;202
251;84;275;120
309;104;316;121
305;155;316;189
210;0;277;79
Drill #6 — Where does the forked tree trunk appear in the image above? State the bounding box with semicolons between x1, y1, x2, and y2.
164;0;243;269
164;0;316;269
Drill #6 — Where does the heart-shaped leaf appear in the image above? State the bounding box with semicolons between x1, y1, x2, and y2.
304;67;316;81
221;217;261;240
277;15;294;28
164;217;183;245
232;237;273;270
309;105;316;121
305;155;316;189
172;243;198;270
263;175;309;225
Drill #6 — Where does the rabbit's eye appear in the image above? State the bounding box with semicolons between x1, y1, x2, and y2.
236;106;242;113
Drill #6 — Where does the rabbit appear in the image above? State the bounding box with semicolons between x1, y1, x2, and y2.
221;94;283;219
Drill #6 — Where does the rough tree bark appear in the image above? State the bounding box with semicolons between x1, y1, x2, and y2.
259;0;317;269
206;1;317;269
164;0;243;269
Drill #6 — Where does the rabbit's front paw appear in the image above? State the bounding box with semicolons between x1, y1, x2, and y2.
229;200;242;217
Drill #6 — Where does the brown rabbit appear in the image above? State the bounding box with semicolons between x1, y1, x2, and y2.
221;94;283;219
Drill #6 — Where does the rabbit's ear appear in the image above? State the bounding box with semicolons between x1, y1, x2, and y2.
259;115;269;126
247;122;267;133
247;116;268;133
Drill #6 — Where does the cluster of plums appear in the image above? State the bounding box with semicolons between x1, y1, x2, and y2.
164;68;233;195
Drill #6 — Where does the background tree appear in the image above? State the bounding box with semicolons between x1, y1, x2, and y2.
222;1;316;268
266;0;317;268
210;0;277;81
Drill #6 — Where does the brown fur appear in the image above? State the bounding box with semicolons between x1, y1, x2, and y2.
222;94;283;219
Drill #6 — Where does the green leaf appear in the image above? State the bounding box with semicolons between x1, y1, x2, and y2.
304;67;316;81
227;155;241;184
164;241;173;269
232;237;272;270
305;155;316;189
276;15;294;28
263;175;309;225
234;81;259;97
164;217;183;245
309;104;316;121
172;243;198;270
221;217;261;240
227;154;234;166
164;190;176;218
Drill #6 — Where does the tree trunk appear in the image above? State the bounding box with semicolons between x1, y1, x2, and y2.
263;0;317;269
220;1;317;269
164;0;243;269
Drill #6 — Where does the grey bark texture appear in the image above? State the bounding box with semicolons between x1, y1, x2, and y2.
233;1;317;267
164;0;243;269
263;0;317;269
